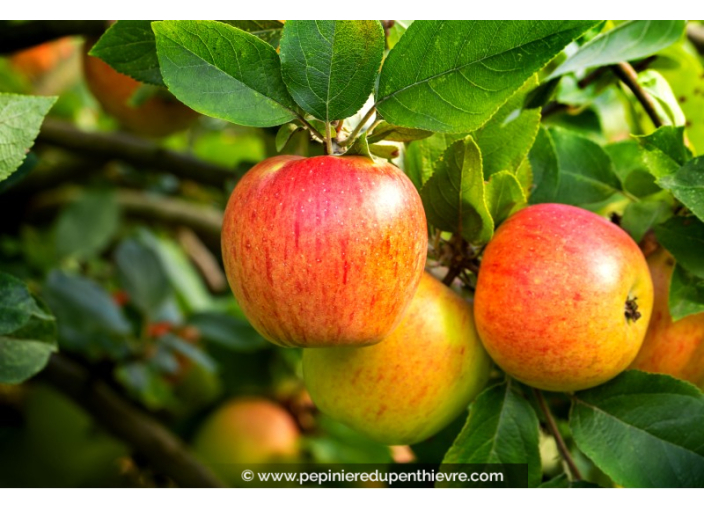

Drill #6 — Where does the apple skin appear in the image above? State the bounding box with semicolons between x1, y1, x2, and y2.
474;203;653;392
629;248;704;389
221;155;427;348
193;397;300;485
82;41;198;137
302;272;491;445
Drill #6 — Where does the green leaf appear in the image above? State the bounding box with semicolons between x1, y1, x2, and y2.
0;93;56;182
528;126;560;204
654;43;704;156
636;125;691;178
549;20;685;79
669;263;704;321
621;200;672;243
549;127;621;205
658;157;704;222
369;143;400;161
472;76;541;179
605;141;661;198
515;158;533;196
654;216;704;278
54;190;120;261
89;20;164;86
187;312;269;352
570;370;704;488
115;239;171;316
279;20;384;122
160;333;216;373
386;20;413;50
638;70;685;127
441;382;541;488
222;20;285;48
343;131;374;160
485;171;527;226
420;136;494;244
376;20;595;133
275;123;301;152
0;273;57;384
404;133;462;190
366;121;432;144
153;20;297;127
540;474;601;488
42;271;131;356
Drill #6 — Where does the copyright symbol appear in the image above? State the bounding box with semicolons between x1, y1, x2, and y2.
242;469;254;482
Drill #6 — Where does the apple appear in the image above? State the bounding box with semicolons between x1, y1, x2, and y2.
10;38;75;81
192;397;300;485
302;272;491;445
629;247;704;388
474;203;653;392
221;154;427;348
82;40;198;137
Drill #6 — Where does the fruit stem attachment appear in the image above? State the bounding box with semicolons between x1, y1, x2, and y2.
325;121;334;155
339;107;376;147
625;296;642;323
533;388;583;481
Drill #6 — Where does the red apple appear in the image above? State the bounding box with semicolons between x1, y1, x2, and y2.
474;203;653;392
82;40;198;137
10;38;75;81
302;272;491;445
630;247;704;388
221;155;427;348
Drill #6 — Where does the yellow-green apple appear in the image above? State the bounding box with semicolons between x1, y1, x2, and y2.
82;40;198;137
474;203;653;392
630;247;704;388
193;397;300;485
221;155;427;348
302;272;491;445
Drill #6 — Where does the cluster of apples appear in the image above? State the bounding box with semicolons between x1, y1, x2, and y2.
222;153;704;449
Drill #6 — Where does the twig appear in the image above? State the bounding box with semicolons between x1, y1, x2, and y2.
611;62;664;128
295;114;324;144
533;389;583;481
38;353;224;488
0;20;108;54
338;107;376;147
38;118;237;188
177;227;228;292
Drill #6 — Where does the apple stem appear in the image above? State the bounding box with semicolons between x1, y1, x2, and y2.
325;121;334;155
625;297;642;322
533;388;583;482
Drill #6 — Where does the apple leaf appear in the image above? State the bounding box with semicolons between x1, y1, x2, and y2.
115;238;171;317
658;157;704;223
485;171;527;226
654;43;704;156
275;123;301;152
669;263;704;321
0;93;56;183
386;20;413;51
54;190;120;261
420;136;494;245
549;20;686;79
638;70;686;128
654;216;704;279
528;126;560;204
515;158;533;196
605;141;661;198
548;127;621;205
472;76;541;179
441;381;541;488
404;133;463;191
366;122;432;144
570;370;704;488
89;20;164;86
0;272;57;384
153;20;298;127
636;126;691;178
376;20;596;133
222;20;285;48
42;271;131;357
279;20;384;123
621;200;672;243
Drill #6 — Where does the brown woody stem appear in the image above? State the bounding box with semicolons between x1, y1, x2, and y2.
611;61;664;128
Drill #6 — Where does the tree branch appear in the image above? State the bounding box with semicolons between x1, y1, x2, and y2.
0;20;108;54
687;23;704;55
38;353;224;488
533;389;583;481
611;61;664;129
38;119;237;188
